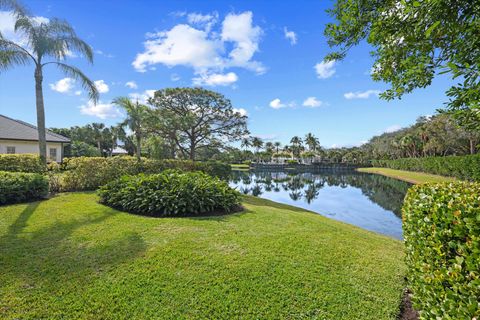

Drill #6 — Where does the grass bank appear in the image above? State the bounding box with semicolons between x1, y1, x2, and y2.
230;163;250;170
0;193;405;319
357;167;456;184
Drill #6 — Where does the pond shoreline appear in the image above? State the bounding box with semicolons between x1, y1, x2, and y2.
356;167;456;184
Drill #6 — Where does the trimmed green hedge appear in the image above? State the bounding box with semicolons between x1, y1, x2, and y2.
0;154;45;173
57;157;231;191
98;170;240;216
372;154;480;181
403;182;480;319
0;171;49;205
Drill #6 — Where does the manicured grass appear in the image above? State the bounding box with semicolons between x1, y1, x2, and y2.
0;192;405;319
230;163;250;170
357;167;456;184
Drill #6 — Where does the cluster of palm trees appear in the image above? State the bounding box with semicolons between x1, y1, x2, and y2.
241;133;322;162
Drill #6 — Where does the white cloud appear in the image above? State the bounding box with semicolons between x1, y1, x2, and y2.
192;72;238;86
302;97;322;108
233;108;248;116
314;60;336;79
133;11;264;81
74;90;82;96
384;124;402;133
283;27;297;45
269;98;286;109
79;101;122;119
95;50;114;58
187;12;218;32
94;80;109;93
0;11;49;46
125;81;138;89
49;78;75;93
344;89;381;99
128;90;156;104
170;73;181;81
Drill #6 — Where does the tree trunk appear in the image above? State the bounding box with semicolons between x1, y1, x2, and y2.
97;141;102;155
136;134;142;161
34;66;47;165
189;142;195;161
469;138;476;155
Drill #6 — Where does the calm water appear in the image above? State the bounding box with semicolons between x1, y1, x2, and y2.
229;169;411;239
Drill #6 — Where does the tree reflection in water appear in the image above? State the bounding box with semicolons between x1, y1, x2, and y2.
229;169;410;217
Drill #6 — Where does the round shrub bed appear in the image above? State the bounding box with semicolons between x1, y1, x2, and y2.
98;170;241;217
0;171;49;205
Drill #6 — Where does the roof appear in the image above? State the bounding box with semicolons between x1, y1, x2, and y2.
0;114;70;143
112;147;128;154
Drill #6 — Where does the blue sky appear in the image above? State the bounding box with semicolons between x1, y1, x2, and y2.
0;0;453;148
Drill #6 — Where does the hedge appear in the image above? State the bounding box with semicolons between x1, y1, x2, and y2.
0;171;49;205
0;154;45;173
57;157;231;191
98;170;240;216
403;182;480;319
372;154;480;181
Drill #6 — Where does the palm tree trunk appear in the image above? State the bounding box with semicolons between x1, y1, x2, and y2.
34;65;47;165
136;134;142;161
469;138;476;155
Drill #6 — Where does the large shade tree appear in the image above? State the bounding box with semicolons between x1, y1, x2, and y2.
148;88;248;161
324;0;480;129
0;0;98;164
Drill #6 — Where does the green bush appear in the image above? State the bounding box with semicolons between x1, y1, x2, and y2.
57;157;231;191
0;171;49;204
0;154;45;173
98;170;241;216
403;182;480;319
372;154;480;181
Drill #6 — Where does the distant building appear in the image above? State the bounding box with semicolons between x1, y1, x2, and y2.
0;114;70;162
111;146;128;156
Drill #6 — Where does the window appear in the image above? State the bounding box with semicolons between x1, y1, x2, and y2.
49;148;57;161
6;146;15;154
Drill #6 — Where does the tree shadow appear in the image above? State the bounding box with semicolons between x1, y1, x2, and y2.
1;200;147;291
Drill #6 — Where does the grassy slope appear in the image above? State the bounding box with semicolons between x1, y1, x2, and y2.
0;193;405;319
230;163;250;170
357;167;456;184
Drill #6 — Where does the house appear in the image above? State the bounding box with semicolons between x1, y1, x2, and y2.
111;146;129;156
0;114;70;162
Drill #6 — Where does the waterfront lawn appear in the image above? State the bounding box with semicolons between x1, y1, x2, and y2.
357;167;456;184
0;192;405;319
230;163;250;170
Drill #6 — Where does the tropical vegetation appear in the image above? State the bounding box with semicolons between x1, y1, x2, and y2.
0;171;48;204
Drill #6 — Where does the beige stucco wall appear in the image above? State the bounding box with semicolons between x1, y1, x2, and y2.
0;139;63;162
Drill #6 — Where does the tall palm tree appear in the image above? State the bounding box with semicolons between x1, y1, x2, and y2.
265;141;274;153
251;137;263;154
241;137;251;151
274;141;281;153
113;97;149;161
90;123;105;155
0;2;98;164
290;136;303;148
305;133;320;152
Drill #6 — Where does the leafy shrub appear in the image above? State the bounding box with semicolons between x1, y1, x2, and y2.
98;170;241;216
403;182;480;319
372;154;480;181
286;159;298;164
58;157;231;191
0;154;45;173
0;171;49;204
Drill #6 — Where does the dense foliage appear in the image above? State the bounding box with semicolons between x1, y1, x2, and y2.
403;182;480;319
0;154;45;173
98;171;240;216
0;171;49;204
325;0;480;130
57;156;230;191
372;153;480;181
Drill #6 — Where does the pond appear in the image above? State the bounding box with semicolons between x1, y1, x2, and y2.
229;169;411;239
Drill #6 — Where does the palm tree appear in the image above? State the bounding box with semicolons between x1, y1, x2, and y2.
90;123;105;155
274;141;281;153
0;2;98;164
265;141;274;153
251;137;263;154
241;137;251;151
113;97;149;161
290;136;303;148
305;133;320;152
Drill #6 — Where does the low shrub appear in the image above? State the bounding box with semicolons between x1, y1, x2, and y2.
372;154;480;181
0;171;49;205
98;170;241;216
58;157;231;191
403;182;480;319
0;154;45;173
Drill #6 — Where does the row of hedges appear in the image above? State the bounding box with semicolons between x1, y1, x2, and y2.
54;157;230;191
0;171;49;205
403;182;480;319
0;154;45;173
98;170;240;216
372;154;480;181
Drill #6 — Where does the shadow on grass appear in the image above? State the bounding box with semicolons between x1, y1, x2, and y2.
1;200;147;288
241;195;312;214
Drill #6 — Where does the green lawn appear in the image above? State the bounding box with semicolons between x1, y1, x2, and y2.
230;163;250;170
0;193;405;319
357;167;456;184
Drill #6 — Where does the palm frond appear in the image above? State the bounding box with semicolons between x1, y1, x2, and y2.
49;61;99;102
0;37;35;61
0;49;31;71
0;0;30;17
